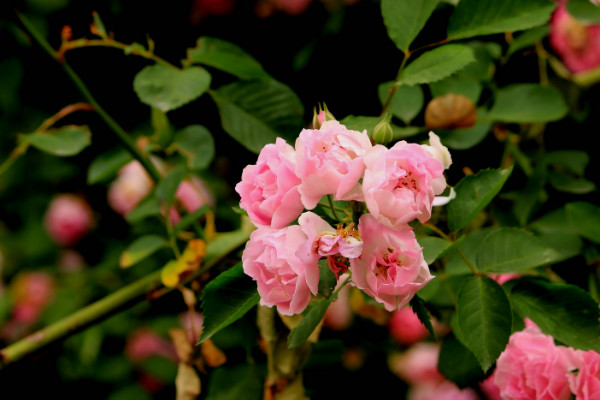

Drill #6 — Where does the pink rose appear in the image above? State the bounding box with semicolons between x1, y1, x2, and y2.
388;342;443;385
480;374;503;400
44;194;93;246
176;175;215;213
107;160;154;216
362;136;447;228
566;349;600;399
409;381;480;400
494;326;573;400
350;214;433;311
294;120;372;209
235;138;304;229
388;306;429;346
241;219;320;315
549;4;600;73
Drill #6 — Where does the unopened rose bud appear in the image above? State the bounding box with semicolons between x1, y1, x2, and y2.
372;111;394;145
107;161;154;216
44;194;93;246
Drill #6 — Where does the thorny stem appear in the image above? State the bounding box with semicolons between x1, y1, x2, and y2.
16;11;162;183
0;229;251;368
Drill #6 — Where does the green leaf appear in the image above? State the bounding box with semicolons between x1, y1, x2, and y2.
457;275;512;372
436;120;492;150
511;278;600;352
476;227;561;273
150;107;174;148
119;235;168;268
447;0;556;40
447;166;513;232
567;0;600;25
381;0;439;52
507;26;550;57
87;147;133;184
212;79;304;154
186;36;270;80
397;44;475;86
156;164;186;206
438;334;486;388
418;236;455;264
133;64;211;112
340;115;422;139
204;229;251;266
378;82;425;124
429;76;482;103
317;260;337;299
536;232;583;263
172;205;211;237
206;364;265;400
22;125;91;156
198;262;261;344
288;297;334;349
566;202;600;244
173;125;215;170
487;84;568;123
410;295;436;338
125;193;161;223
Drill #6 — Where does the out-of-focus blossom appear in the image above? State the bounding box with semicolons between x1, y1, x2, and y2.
388;306;430;346
57;249;86;273
190;0;236;24
179;310;204;344
125;328;178;363
549;4;600;74
323;275;353;331
107;161;154;216
44;194;93;246
255;0;313;17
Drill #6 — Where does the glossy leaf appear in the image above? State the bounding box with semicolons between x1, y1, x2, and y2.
457;275;512;372
87;147;132;184
488;84;568;123
397;44;475;86
119;235;168;268
22;125;91;157
133;64;211;112
212;79;304;154
511;278;600;352
447;0;556;40
173;125;215;170
381;0;439;52
476;227;561;273
198;262;260;344
378;81;425;124
447;166;513;232
186;36;270;80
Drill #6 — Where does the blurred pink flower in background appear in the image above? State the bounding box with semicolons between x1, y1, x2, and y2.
549;3;600;74
179;310;204;344
323;275;353;331
190;0;236;24
107;161;154;216
387;306;429;346
125;328;178;363
44;194;93;246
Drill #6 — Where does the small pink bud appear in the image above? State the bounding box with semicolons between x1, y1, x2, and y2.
107;161;154;216
44;194;93;246
388;306;429;346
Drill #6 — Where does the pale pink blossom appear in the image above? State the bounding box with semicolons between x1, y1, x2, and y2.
125;328;178;363
388;306;429;346
294;120;372;209
388;342;443;384
241;220;320;315
494;326;573;400
236;138;304;229
107;161;154;216
566;349;600;399
350;214;433;311
323;278;353;331
409;381;480;400
179;311;204;343
549;4;600;73
44;194;93;246
176;176;215;213
362;136;446;229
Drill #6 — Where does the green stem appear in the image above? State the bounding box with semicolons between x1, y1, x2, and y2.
0;228;251;368
424;222;452;241
456;247;480;275
381;51;411;116
327;194;341;222
16;11;161;183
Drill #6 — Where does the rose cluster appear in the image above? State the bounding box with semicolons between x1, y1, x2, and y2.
236;118;452;315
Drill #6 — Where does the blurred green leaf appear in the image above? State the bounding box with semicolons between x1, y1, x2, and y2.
87;147;132;184
206;364;265;400
187;36;271;80
457;275;512;372
476;227;561;273
429;76;482;103
133;65;211;112
488;84;568;123
288;296;334;349
397;44;475;86
566;202;600;244
381;0;439;52
22;125;91;156
156;164;186;206
120;234;169;268
511;278;600;352
317;260;337;299
447;0;556;40
172;125;215;170
125;193;161;223
150;107;174;148
172;204;211;237
418;236;455;264
437;120;492;150
106;385;152;400
567;0;600;24
447;166;513;232
212;79;304;154
198;262;260;344
506;26;550;57
378;82;425;124
438;333;486;388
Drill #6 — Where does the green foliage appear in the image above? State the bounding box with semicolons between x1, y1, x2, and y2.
378;82;424;124
119;234;169;268
21;125;91;156
87;147;132;184
288;296;334;349
567;0;600;24
438;334;486;388
172;125;215;170
488;84;568;122
381;0;439;52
